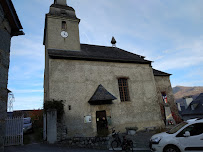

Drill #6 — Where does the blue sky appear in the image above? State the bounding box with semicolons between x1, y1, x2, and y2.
8;0;203;110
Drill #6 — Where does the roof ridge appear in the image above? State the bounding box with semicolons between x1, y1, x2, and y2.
80;43;151;62
81;43;113;48
153;68;171;76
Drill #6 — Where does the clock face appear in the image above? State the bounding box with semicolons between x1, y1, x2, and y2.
61;31;68;38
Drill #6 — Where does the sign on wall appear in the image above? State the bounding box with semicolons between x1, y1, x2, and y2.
84;116;91;123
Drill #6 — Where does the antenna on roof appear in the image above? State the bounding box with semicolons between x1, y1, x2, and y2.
7;90;15;112
111;36;116;47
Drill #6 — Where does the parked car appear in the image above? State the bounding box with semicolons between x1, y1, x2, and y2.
23;117;32;133
149;118;203;152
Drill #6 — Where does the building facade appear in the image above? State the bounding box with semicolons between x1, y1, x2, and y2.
153;69;181;125
0;0;23;151
181;93;203;120
44;0;178;139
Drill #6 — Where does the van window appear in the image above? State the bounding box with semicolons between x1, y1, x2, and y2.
167;122;188;134
177;123;203;137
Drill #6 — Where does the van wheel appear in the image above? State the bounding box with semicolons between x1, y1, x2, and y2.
164;145;180;152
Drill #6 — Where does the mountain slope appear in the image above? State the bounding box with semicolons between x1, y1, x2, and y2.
173;86;203;105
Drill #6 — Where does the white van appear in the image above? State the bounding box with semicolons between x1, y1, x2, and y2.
149;118;203;152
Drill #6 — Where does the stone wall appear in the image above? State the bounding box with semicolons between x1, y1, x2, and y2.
45;15;80;51
154;76;181;123
0;3;11;152
60;136;109;149
57;122;67;141
48;59;164;137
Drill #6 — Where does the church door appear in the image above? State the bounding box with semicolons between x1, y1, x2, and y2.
96;110;108;136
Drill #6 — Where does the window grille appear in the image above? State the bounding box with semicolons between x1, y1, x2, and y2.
118;78;130;102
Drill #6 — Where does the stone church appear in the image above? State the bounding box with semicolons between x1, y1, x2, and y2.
43;0;179;139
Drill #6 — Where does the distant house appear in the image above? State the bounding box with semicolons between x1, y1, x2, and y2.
181;93;203;120
11;110;43;119
177;95;193;115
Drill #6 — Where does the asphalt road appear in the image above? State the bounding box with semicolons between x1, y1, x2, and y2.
5;143;151;152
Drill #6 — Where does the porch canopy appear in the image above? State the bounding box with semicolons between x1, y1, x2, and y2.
88;84;117;105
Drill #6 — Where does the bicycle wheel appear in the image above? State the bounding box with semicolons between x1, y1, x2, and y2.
111;140;120;151
123;140;133;152
130;140;133;152
127;140;133;152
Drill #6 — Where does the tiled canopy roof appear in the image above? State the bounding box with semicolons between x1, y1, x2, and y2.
88;84;117;105
48;44;152;64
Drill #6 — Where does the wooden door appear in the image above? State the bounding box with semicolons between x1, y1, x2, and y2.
96;111;108;136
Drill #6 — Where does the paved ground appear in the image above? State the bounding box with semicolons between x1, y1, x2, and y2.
5;143;151;152
5;130;156;152
5;143;107;152
126;131;155;148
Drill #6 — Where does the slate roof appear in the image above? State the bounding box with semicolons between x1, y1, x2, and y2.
88;84;117;104
191;93;203;105
0;0;24;36
181;93;203;115
49;4;79;20
50;4;75;11
153;69;171;76
48;44;152;64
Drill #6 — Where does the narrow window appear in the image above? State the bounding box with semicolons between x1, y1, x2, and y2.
118;78;130;102
68;105;71;110
62;21;67;30
161;92;167;103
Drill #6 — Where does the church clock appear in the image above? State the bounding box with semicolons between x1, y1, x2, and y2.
61;31;68;38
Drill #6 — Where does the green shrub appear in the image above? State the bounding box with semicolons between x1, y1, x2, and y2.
44;100;64;121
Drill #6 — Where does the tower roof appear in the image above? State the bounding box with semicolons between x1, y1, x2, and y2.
54;0;67;6
48;0;79;20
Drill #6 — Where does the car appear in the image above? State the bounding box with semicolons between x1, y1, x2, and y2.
149;118;203;152
23;117;33;133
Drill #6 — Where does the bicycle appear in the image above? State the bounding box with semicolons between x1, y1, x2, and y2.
111;127;133;152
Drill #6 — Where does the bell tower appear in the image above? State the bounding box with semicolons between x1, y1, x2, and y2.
43;0;80;51
43;0;81;102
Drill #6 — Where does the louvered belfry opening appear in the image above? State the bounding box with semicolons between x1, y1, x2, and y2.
118;78;130;102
